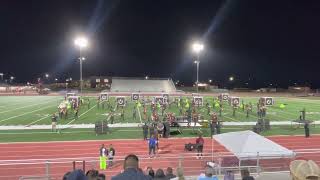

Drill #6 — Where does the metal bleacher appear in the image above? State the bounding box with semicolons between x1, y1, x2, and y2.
110;77;177;92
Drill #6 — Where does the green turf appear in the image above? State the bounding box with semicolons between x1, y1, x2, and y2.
0;95;319;126
0;125;317;143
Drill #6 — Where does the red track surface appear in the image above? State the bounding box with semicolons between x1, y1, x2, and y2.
0;135;319;180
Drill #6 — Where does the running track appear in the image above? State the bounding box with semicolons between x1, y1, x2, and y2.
0;135;319;180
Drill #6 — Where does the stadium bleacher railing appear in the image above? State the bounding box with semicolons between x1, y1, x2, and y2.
0;149;311;180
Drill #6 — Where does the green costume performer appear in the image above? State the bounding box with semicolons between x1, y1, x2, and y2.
99;144;107;170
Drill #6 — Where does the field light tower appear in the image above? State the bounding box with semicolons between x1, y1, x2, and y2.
74;36;88;94
0;73;3;81
192;42;204;93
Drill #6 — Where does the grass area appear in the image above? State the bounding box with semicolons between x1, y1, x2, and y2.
0;95;320;126
0;125;317;143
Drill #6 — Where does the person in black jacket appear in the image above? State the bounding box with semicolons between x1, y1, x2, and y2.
304;122;310;138
108;144;115;167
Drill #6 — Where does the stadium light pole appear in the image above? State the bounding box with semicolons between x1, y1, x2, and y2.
0;73;3;81
74;36;88;94
192;42;204;93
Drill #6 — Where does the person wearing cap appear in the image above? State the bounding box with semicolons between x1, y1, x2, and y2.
290;160;320;180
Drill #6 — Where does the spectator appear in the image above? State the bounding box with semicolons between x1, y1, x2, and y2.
66;169;88;180
97;173;105;180
170;167;185;180
241;169;254;180
154;169;167;180
149;169;155;178
111;154;151;180
223;170;235;180
146;167;155;178
166;167;177;179
86;169;99;180
290;160;320;180
63;172;71;180
198;166;218;180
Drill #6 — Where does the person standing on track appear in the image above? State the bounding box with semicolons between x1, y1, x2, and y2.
304;122;310;138
196;134;204;159
148;135;157;158
108;144;115;167
99;144;107;170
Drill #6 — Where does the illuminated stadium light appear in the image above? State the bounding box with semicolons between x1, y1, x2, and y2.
191;42;204;93
192;42;204;54
74;37;88;48
209;79;212;83
55;78;58;81
229;76;234;81
45;73;49;78
10;76;14;80
74;36;88;94
145;76;149;80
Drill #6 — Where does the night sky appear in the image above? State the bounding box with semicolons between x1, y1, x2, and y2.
1;0;320;88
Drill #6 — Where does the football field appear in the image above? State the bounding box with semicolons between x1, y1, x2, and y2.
0;95;320;126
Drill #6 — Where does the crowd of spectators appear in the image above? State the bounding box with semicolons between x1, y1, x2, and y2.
63;154;185;180
66;153;320;180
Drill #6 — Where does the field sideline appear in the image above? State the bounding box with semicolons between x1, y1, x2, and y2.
0;95;320;127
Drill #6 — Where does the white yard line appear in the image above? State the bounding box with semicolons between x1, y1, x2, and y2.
25;115;50;127
65;104;97;125
0;105;54;123
0;98;58;114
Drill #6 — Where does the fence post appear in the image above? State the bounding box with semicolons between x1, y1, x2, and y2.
257;152;260;175
45;160;50;180
73;161;76;171
179;155;183;168
83;160;86;173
